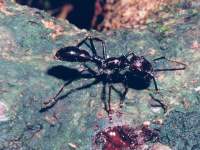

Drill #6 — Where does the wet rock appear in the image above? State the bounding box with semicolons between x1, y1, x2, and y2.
160;109;200;149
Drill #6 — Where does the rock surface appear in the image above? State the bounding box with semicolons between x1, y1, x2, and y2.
0;0;199;149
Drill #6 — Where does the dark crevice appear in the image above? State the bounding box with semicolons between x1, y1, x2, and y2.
15;0;106;30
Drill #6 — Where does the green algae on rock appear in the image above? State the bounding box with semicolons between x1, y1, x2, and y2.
160;108;200;150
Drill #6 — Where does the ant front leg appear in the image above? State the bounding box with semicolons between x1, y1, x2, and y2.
151;75;159;91
144;72;159;92
149;93;167;113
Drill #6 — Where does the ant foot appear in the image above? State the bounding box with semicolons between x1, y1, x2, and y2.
40;98;56;112
119;102;124;109
154;89;161;95
108;109;114;114
44;98;56;106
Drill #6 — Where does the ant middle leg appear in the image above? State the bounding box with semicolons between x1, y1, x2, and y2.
101;82;109;114
108;84;112;113
120;84;128;107
109;84;128;108
107;83;129;114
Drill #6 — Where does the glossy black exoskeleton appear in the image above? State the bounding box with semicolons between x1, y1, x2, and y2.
41;36;186;113
55;46;93;62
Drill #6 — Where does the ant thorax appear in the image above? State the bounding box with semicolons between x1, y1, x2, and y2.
102;56;128;70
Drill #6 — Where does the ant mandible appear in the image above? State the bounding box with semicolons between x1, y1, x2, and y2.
41;36;186;113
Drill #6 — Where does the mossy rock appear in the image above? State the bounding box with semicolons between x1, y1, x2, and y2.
0;1;199;149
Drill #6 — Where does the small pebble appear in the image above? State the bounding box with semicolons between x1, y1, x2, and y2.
0;101;9;122
143;121;151;127
68;143;78;149
194;86;200;92
151;143;172;150
151;107;162;113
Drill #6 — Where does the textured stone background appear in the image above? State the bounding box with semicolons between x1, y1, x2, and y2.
0;0;199;149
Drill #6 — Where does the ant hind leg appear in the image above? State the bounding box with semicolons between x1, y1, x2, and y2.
40;80;73;112
76;36;107;59
76;36;98;56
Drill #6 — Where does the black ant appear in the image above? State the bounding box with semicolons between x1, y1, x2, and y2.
40;36;186;113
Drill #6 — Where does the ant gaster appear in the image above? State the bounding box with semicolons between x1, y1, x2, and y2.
41;36;186;113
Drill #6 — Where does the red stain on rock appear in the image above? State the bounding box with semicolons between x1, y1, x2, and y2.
93;125;159;150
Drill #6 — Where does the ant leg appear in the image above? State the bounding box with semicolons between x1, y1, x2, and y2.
76;36;98;56
153;56;186;71
77;36;107;59
76;36;90;48
107;83;128;110
101;83;109;114
121;76;128;106
149;93;167;113
89;37;107;59
41;79;100;112
40;67;97;112
125;52;136;57
120;84;128;107
81;63;98;78
76;36;97;56
151;75;159;91
57;79;100;100
40;80;73;112
88;37;98;56
108;84;112;113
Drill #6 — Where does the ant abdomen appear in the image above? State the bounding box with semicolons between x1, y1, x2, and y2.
55;46;92;62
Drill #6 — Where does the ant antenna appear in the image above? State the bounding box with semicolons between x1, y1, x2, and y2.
153;56;186;72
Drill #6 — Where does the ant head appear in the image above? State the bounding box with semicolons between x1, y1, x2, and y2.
129;55;153;73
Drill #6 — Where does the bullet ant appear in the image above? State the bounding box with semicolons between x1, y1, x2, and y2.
40;36;186;113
